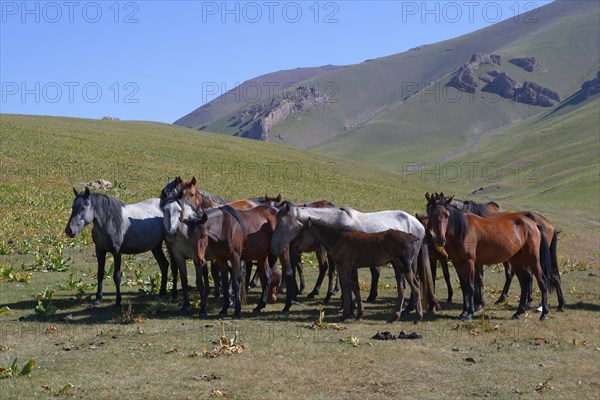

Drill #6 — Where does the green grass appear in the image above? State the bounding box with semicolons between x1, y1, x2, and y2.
1;114;599;399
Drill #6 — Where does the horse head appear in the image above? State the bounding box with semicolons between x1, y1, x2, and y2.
271;201;303;255
65;187;93;237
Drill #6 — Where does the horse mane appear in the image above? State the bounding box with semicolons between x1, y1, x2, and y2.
89;192;125;237
462;201;489;217
219;204;245;235
447;205;468;244
198;190;227;206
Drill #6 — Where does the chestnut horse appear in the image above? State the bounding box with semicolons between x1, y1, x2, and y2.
304;218;422;322
426;193;564;311
427;195;554;321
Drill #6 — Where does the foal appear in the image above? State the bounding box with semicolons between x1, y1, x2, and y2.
304;218;422;323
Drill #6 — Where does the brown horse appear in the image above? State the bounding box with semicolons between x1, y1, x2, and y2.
182;203;289;317
427;192;564;311
304;218;422;323
416;213;453;303
427;195;554;321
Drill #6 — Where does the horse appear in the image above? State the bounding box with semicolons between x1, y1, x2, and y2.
65;187;171;306
426;195;554;321
426;193;564;311
270;203;440;318
180;203;289;318
421;193;505;304
304;218;422;322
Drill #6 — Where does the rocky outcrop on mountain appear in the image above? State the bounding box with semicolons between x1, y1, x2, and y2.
482;72;561;107
448;53;502;93
581;71;600;98
510;57;538;72
227;85;329;141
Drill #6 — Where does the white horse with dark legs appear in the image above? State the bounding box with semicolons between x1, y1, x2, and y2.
271;204;439;320
65;187;171;306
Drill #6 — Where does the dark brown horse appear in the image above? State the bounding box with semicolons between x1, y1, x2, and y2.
427;195;554;321
304;218;422;323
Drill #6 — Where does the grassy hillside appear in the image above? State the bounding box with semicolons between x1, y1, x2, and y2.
0;113;429;257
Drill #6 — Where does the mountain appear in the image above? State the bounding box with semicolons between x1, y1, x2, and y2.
175;0;599;158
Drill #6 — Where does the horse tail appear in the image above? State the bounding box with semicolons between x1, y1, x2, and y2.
417;238;439;312
537;226;554;293
549;230;561;291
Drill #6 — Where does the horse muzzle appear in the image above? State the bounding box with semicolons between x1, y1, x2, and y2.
65;226;75;238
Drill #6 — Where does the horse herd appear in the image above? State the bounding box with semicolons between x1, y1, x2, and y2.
64;178;565;323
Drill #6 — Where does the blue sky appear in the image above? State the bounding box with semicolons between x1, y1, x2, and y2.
1;1;551;123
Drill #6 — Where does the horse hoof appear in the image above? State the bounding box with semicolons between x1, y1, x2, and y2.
92;300;101;307
525;302;533;310
281;306;290;313
323;297;331;304
557;306;565;312
232;314;241;320
539;314;548;321
114;302;121;307
447;298;453;304
198;312;208;319
218;311;228;319
494;298;505;305
511;313;521;320
459;314;472;321
366;296;377;303
251;308;262;316
306;292;317;300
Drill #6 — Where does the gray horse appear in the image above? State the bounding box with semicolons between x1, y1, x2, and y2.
65;187;170;306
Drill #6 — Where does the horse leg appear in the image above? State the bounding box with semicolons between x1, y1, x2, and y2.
253;258;271;315
351;269;364;320
441;256;453;303
338;267;354;321
366;266;380;302
166;247;179;301
151;245;170;299
390;264;407;323
178;258;190;312
526;270;534;310
218;262;229;318
474;263;484;312
511;269;530;319
248;261;260;289
281;248;296;313
458;276;469;320
307;248;327;299
202;262;209;301
112;252;123;307
296;254;305;295
462;263;475;320
195;261;208;318
531;257;549;321
405;264;423;323
325;253;338;303
93;248;106;306
211;261;220;299
231;256;243;320
496;262;513;305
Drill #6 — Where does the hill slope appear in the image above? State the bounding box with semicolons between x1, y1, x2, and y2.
0;113;428;257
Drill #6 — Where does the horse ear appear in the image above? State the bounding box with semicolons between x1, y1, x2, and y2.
190;176;196;186
425;193;430;201
306;217;313;227
84;187;91;198
284;202;291;213
415;212;421;219
445;195;454;205
200;213;208;224
276;194;282;203
176;176;182;183
73;187;79;197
